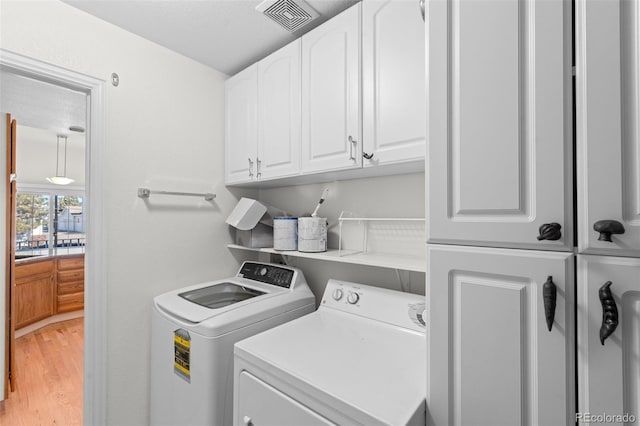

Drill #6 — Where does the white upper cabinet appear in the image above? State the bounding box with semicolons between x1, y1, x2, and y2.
225;64;258;184
427;245;574;426
257;40;301;181
577;255;640;425
225;0;426;186
576;0;640;257
301;3;362;174
362;0;425;166
426;0;573;250
225;41;301;184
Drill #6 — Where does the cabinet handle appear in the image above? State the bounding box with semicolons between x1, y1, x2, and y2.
247;158;254;178
536;222;562;241
593;220;625;242
599;281;619;345
419;0;425;21
256;158;262;179
242;415;253;426
363;151;374;160
542;276;557;331
348;136;357;161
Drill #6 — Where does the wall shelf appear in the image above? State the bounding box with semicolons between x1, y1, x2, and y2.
227;244;426;273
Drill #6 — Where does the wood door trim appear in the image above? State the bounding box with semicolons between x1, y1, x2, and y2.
3;113;9;398
4;113;16;395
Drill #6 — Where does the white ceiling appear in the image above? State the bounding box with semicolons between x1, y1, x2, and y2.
62;0;360;76
0;71;87;136
0;1;358;136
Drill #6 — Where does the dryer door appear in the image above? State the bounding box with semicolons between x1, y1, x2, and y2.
236;371;336;426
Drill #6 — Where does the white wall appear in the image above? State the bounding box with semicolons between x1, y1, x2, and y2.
0;1;257;423
257;172;426;302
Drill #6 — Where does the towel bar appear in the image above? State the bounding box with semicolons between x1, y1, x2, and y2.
137;188;216;201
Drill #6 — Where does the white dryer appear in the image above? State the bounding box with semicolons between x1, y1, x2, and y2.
150;261;315;426
234;279;426;426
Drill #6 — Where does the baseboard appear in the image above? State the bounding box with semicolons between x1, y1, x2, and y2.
15;310;84;338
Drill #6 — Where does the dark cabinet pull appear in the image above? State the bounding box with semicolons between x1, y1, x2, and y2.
542;276;557;331
362;152;374;160
537;223;562;241
599;281;619;345
593;220;625;242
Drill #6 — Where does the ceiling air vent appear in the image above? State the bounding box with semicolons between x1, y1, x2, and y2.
256;0;319;33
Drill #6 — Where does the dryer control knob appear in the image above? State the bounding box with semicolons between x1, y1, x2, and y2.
259;267;268;276
347;292;360;305
332;288;344;301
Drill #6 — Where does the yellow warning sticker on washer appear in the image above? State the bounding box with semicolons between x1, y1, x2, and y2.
174;329;191;383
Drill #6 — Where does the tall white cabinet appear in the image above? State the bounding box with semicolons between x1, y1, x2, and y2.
428;245;574;426
425;0;640;424
427;0;573;250
575;0;640;424
576;0;640;258
577;255;640;424
426;0;574;418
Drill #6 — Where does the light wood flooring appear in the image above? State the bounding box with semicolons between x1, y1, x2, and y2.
0;318;83;425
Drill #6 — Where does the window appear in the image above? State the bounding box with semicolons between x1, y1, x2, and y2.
16;191;85;258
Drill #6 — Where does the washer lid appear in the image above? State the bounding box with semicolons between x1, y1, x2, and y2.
154;279;282;324
179;283;265;309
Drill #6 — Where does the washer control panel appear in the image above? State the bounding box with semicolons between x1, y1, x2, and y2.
321;279;426;332
238;262;295;289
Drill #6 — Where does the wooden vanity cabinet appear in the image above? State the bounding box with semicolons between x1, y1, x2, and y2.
14;254;85;329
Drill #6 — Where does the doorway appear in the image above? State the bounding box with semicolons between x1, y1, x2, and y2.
0;50;107;425
0;67;87;423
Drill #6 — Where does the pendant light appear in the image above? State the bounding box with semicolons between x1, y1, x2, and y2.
46;134;75;185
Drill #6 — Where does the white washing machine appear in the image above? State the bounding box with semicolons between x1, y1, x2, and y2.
233;279;426;426
150;261;315;426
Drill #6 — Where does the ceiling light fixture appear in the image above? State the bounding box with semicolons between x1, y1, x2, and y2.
46;134;75;185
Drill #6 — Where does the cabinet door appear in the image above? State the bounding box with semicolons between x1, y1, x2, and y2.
15;259;55;329
56;255;84;313
576;0;640;257
301;3;361;174
225;65;258;184
257;40;301;181
362;0;425;166
427;245;574;426
577;255;640;425
426;0;573;250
